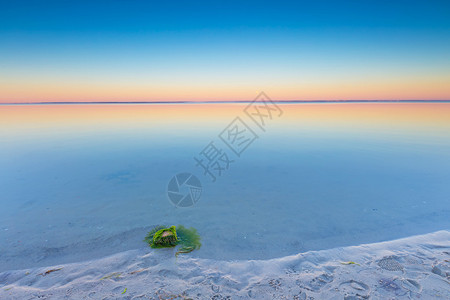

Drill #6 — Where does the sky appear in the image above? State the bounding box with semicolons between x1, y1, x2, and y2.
0;0;449;102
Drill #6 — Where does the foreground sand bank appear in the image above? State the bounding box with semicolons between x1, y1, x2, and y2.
1;231;449;299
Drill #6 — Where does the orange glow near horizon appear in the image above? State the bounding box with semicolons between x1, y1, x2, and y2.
1;74;450;103
1;103;449;134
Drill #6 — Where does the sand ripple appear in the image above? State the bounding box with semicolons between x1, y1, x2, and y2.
0;231;449;299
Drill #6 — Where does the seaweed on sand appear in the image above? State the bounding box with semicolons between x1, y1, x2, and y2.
146;225;178;248
175;225;201;256
144;225;201;256
38;267;63;276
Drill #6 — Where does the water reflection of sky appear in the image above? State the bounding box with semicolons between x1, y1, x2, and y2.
0;103;449;269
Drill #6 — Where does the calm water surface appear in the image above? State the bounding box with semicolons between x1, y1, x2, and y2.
0;103;449;271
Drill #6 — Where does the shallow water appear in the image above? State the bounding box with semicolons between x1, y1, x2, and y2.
0;103;449;271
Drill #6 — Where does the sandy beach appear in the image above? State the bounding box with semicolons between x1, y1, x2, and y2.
1;230;449;299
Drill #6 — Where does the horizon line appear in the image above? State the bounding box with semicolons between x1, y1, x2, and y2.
1;100;450;106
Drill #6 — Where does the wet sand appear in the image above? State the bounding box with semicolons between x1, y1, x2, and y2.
1;230;449;299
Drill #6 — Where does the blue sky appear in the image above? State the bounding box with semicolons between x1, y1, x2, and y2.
1;0;449;102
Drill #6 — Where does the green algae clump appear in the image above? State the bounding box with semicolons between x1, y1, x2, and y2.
145;225;178;248
176;225;201;253
144;225;201;255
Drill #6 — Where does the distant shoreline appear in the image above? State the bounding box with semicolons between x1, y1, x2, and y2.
1;100;450;106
